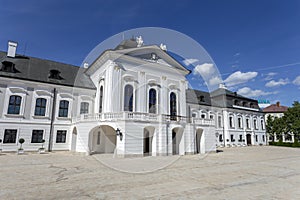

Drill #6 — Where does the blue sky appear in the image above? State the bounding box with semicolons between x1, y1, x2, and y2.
0;0;299;106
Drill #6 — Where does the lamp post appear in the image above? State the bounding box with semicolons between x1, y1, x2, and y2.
116;128;123;141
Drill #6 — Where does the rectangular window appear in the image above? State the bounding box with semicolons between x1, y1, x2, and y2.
219;134;223;142
255;135;258;142
8;95;22;114
80;102;89;114
31;130;44;143
239;134;243;142
218;116;222;128
230;134;234;142
229;116;234;128
35;98;47;116
262;135;265;142
56;130;67;143
261;120;265;130
3;129;17;143
254;119;258;130
58;100;69;117
238;118;242;129
246;119;250;129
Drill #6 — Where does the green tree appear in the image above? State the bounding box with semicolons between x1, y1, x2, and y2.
284;101;300;141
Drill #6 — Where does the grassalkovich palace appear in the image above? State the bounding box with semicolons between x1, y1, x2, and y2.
0;38;267;156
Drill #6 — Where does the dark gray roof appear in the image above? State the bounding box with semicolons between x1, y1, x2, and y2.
0;51;96;89
186;89;212;106
187;88;260;111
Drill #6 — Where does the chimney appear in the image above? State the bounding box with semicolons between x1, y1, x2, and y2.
219;83;227;89
83;62;89;69
7;41;18;57
276;101;280;107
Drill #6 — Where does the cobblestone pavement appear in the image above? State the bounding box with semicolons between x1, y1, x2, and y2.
0;146;299;199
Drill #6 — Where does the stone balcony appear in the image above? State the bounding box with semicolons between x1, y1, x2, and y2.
73;112;215;126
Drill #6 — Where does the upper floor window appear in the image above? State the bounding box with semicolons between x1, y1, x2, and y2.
99;86;103;113
1;61;18;73
80;102;89;114
8;95;22;114
238;117;242;129
229;116;234;128
254;119;258;129
234;100;239;106
246;118;250;129
49;69;63;80
34;98;47;116
218;116;222;128
3;129;17;143
58;100;69;117
149;88;157;114
170;92;177;117
261;119;265;130
124;85;133;112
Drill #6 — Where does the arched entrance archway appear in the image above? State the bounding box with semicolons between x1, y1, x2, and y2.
172;127;184;155
89;125;116;154
143;126;155;156
71;127;77;152
196;128;203;154
246;133;252;145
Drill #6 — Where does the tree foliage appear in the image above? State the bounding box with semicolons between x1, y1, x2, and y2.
266;101;300;141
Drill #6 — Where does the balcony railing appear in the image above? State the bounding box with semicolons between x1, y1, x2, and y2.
73;112;215;126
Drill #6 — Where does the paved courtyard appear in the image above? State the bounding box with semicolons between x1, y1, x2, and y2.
0;146;300;199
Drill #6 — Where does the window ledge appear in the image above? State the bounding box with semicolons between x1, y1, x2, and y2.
5;114;24;118
56;117;71;121
32;116;50;120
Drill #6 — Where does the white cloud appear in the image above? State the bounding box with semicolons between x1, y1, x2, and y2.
293;76;300;86
193;63;215;77
208;76;222;86
224;71;258;87
265;78;289;87
264;72;277;81
237;87;277;98
183;58;199;66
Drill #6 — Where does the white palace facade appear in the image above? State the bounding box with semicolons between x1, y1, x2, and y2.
0;39;266;156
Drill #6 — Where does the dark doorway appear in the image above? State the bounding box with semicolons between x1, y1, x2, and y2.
144;130;150;155
172;130;177;155
246;134;252;145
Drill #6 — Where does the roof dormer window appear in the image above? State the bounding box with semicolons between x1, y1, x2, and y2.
198;95;205;102
1;61;18;73
49;69;63;80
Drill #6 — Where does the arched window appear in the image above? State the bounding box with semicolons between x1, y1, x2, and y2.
35;98;47;116
8;95;22;114
80;102;89;114
149;88;156;114
170;92;177;119
124;85;133;111
59;100;69;117
234;100;238;105
99;86;103;113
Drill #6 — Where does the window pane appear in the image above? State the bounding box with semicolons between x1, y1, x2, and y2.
8;95;22;114
59;100;69;117
31;130;44;143
3;129;17;143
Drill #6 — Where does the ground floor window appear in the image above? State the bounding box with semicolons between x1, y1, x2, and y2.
56;130;67;143
3;129;17;143
219;134;223;142
230;134;235;142
255;135;258;142
239;134;243;142
31;130;44;143
262;135;265;142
